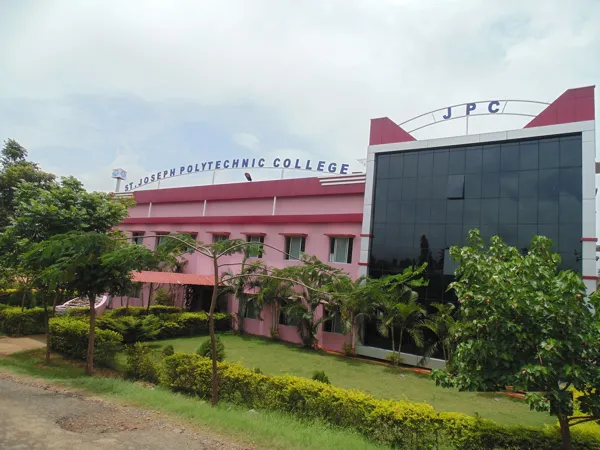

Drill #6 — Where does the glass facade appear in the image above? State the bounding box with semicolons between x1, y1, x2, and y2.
369;134;583;305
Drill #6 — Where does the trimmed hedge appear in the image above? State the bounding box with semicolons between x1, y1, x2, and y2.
160;353;600;450
105;306;181;317
125;342;159;383
96;315;161;344
49;317;122;366
0;307;46;335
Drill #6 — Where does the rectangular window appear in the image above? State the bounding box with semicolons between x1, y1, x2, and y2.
244;299;261;320
279;309;300;327
246;235;264;258
212;234;229;243
323;308;343;334
446;175;465;199
155;233;168;249
131;232;145;245
284;236;305;260
329;237;353;264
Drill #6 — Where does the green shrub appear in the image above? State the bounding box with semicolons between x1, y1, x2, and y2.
160;354;600;450
105;306;147;317
252;367;263;374
49;317;122;366
148;305;180;315
162;344;175;357
125;342;160;383
157;320;185;339
214;312;232;331
96;315;161;344
195;336;225;362
153;288;174;306
0;307;46;335
64;307;90;317
176;312;210;335
312;370;330;384
106;305;181;317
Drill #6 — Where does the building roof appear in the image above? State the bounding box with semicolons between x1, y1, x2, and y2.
131;176;365;205
131;271;214;286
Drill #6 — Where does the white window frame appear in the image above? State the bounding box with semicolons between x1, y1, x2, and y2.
247;235;264;258
131;232;145;246
329;237;352;264
155;233;169;249
284;236;305;260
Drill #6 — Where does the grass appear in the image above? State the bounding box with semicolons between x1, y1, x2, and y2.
0;350;387;450
139;333;557;428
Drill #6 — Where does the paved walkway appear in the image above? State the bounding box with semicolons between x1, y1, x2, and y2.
0;334;46;355
0;373;246;449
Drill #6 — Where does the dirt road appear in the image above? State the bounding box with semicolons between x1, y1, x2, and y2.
0;373;247;450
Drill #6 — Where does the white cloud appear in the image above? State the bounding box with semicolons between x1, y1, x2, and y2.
232;132;260;150
0;0;598;191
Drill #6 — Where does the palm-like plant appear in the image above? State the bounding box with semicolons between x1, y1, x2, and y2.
421;302;456;362
369;264;429;365
220;255;266;333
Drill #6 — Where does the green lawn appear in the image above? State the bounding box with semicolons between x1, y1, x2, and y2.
143;333;556;428
0;350;386;450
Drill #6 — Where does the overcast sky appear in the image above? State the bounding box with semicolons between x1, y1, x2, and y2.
0;0;599;192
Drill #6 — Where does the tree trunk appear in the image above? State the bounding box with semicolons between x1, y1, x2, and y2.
209;256;219;406
146;283;154;315
42;292;50;364
391;326;395;361
397;329;404;366
558;415;573;450
86;296;96;375
21;289;27;311
46;293;58;364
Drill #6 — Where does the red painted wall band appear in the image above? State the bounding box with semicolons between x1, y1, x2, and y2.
581;237;598;242
582;276;598;280
358;262;369;266
132;177;365;205
123;214;363;226
360;233;372;237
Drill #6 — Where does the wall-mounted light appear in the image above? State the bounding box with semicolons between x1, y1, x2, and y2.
244;172;253;182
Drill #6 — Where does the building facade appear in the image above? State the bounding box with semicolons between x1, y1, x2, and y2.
118;175;365;353
116;86;596;367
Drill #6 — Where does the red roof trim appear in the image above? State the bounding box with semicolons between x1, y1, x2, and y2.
240;232;267;236
132;177;364;205
278;232;308;237
525;86;595;128
207;231;230;235
122;214;363;225
131;271;214;286
324;233;355;238
369;117;416;145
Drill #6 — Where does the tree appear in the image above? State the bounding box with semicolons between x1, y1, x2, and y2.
348;265;427;365
421;302;457;363
0;139;55;231
25;232;160;374
431;230;600;450
267;255;349;348
220;255;267;334
0;174;135;360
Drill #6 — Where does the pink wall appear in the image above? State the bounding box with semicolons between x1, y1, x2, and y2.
275;195;363;216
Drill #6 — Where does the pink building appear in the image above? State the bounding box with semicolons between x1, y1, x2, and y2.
117;174;366;353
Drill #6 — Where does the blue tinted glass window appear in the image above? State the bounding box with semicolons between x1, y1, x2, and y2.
501;143;519;171
449;148;465;174
447;175;465;199
519;142;539;170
